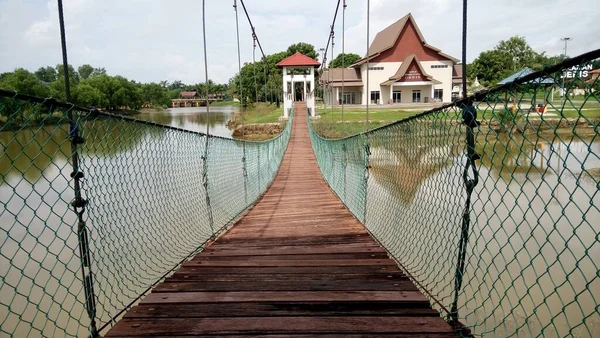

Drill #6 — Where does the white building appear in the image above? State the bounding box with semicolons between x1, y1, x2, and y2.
321;13;463;105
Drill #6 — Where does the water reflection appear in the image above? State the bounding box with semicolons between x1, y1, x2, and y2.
370;137;461;205
136;106;236;137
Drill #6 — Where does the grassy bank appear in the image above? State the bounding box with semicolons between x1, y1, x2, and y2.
227;102;285;140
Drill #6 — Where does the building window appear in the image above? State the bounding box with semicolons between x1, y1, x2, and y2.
431;65;449;69
370;91;381;104
338;91;356;104
392;91;402;103
368;66;384;70
412;90;421;103
434;89;443;101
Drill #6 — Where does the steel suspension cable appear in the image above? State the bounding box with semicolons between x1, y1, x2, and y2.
320;0;342;72
253;36;257;102
56;0;99;335
201;0;215;232
365;0;370;132
341;0;346;127
233;0;248;204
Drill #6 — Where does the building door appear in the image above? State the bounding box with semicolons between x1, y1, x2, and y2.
342;92;354;104
412;90;421;103
393;91;402;103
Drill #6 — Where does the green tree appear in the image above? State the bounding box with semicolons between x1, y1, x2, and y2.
74;83;108;107
56;64;80;85
78;64;95;80
286;42;319;60
496;36;537;71
34;66;57;83
329;53;361;68
142;83;170;107
469;36;544;87
0;68;50;97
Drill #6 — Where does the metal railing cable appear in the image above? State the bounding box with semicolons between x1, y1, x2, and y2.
308;49;600;337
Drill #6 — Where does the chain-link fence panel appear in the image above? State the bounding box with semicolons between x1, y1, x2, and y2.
0;89;293;337
308;51;600;337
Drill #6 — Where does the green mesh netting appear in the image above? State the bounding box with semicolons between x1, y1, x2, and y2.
0;91;292;337
309;53;600;337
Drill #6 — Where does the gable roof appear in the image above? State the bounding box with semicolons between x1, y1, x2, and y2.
498;68;556;85
180;91;197;98
276;52;321;67
319;68;363;87
351;13;458;67
381;55;441;86
453;64;463;79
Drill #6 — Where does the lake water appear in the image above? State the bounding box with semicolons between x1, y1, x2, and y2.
136;106;237;137
1;113;599;337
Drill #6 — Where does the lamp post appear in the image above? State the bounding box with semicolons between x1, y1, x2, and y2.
560;37;572;99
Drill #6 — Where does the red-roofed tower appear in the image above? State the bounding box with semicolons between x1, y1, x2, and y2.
277;52;320;117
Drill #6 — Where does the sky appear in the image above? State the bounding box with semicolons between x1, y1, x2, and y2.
1;0;598;85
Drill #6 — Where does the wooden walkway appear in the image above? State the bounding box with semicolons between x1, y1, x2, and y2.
106;103;456;337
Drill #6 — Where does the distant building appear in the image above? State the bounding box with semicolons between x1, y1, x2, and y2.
321;13;461;105
180;91;198;99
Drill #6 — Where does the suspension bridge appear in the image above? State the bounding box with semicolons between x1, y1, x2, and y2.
1;0;600;337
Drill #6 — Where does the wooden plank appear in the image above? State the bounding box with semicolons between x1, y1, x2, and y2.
192;253;390;261
105;317;454;336
183;259;395;267
201;244;386;256
124;302;439;319
140;291;429;304
174;266;401;275
153;279;418;292
166;272;407;282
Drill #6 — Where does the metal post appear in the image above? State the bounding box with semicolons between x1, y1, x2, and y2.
561;37;572;101
57;0;98;336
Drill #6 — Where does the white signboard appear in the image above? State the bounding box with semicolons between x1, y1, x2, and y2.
562;64;592;79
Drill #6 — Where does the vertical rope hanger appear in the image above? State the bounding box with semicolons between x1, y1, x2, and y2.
201;0;215;233
253;33;257;103
233;0;245;141
56;1;99;336
365;0;370;132
341;0;346;127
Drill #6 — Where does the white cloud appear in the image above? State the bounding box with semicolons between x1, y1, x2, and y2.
1;0;598;85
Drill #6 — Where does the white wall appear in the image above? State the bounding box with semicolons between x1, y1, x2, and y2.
359;62;402;105
420;60;454;102
394;85;433;103
357;60;454;104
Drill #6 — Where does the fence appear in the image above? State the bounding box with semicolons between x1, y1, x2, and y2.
308;50;600;337
0;90;292;337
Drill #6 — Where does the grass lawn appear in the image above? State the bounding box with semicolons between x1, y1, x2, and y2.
209;100;240;107
317;107;422;122
235;102;283;124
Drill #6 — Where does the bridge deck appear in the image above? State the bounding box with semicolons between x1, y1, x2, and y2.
106;103;456;337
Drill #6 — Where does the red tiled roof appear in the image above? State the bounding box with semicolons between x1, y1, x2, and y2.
276;52;320;67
